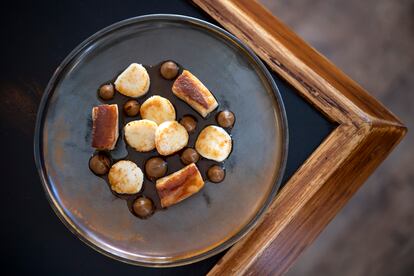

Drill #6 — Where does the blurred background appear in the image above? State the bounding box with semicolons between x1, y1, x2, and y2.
260;0;414;275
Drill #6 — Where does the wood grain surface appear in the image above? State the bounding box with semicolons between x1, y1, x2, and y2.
192;0;407;275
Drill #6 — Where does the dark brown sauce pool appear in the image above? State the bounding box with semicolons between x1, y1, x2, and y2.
91;61;233;218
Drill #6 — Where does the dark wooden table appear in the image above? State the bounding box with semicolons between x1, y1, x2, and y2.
1;1;333;275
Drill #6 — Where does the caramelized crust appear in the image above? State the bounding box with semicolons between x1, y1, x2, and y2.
91;104;119;150
172;70;218;117
156;163;204;208
173;73;209;108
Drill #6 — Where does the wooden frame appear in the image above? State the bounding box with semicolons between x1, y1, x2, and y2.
193;0;407;275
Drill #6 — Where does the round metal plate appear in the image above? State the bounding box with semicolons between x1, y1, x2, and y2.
34;14;288;267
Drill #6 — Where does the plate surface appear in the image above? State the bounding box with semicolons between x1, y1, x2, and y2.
34;15;288;266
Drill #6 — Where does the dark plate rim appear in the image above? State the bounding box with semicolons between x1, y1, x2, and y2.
33;14;288;267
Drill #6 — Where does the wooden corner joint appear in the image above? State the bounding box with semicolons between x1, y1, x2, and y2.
193;0;407;275
207;122;405;276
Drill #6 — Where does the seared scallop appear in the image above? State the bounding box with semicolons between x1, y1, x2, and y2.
155;121;189;155
195;126;232;162
140;95;176;125
108;160;143;194
124;120;158;152
114;63;150;97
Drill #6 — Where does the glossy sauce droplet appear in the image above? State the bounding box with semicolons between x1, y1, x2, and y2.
123;100;140;117
180;115;197;133
98;84;115;100
217;110;235;128
145;157;168;180
181;148;200;165
133;197;154;218
207;165;225;183
89;152;111;175
160;61;179;80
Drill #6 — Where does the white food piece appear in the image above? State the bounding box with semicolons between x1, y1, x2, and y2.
140;95;176;125
124;119;158;152
108;160;143;194
195;126;232;162
114;63;150;97
155;121;189;155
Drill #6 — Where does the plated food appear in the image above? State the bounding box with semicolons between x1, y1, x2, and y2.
91;104;119;150
217;110;235;128
99;84;115;100
181;148;200;165
132;197;154;218
108;160;143;194
180;115;197;133
195;125;232;162
89;60;235;219
124;119;157;152
140;95;176;124
123;100;140;117
115;63;150;97
172;70;218;117
145;157;168;180
207;165;225;183
156;163;204;208
160;61;179;80
36;16;290;267
155;121;189;156
89;152;111;175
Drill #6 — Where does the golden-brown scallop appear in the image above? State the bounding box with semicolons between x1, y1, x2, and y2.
108;160;143;194
195;125;232;162
114;63;150;97
124;119;158;152
140;95;176;125
155;121;189;155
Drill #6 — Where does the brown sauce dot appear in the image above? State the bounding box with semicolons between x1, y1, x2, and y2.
181;148;200;165
89;152;111;175
99;84;114;100
133;197;154;218
145;157;167;180
123;100;140;117
160;61;179;80
207;165;225;183
217;110;235;128
180;115;197;133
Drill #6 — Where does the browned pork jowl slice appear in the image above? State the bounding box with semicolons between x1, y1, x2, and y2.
172;70;218;117
91;104;119;150
156;163;204;208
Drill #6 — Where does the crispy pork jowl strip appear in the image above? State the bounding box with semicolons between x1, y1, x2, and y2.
172;70;218;117
156;163;205;208
91;104;119;150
